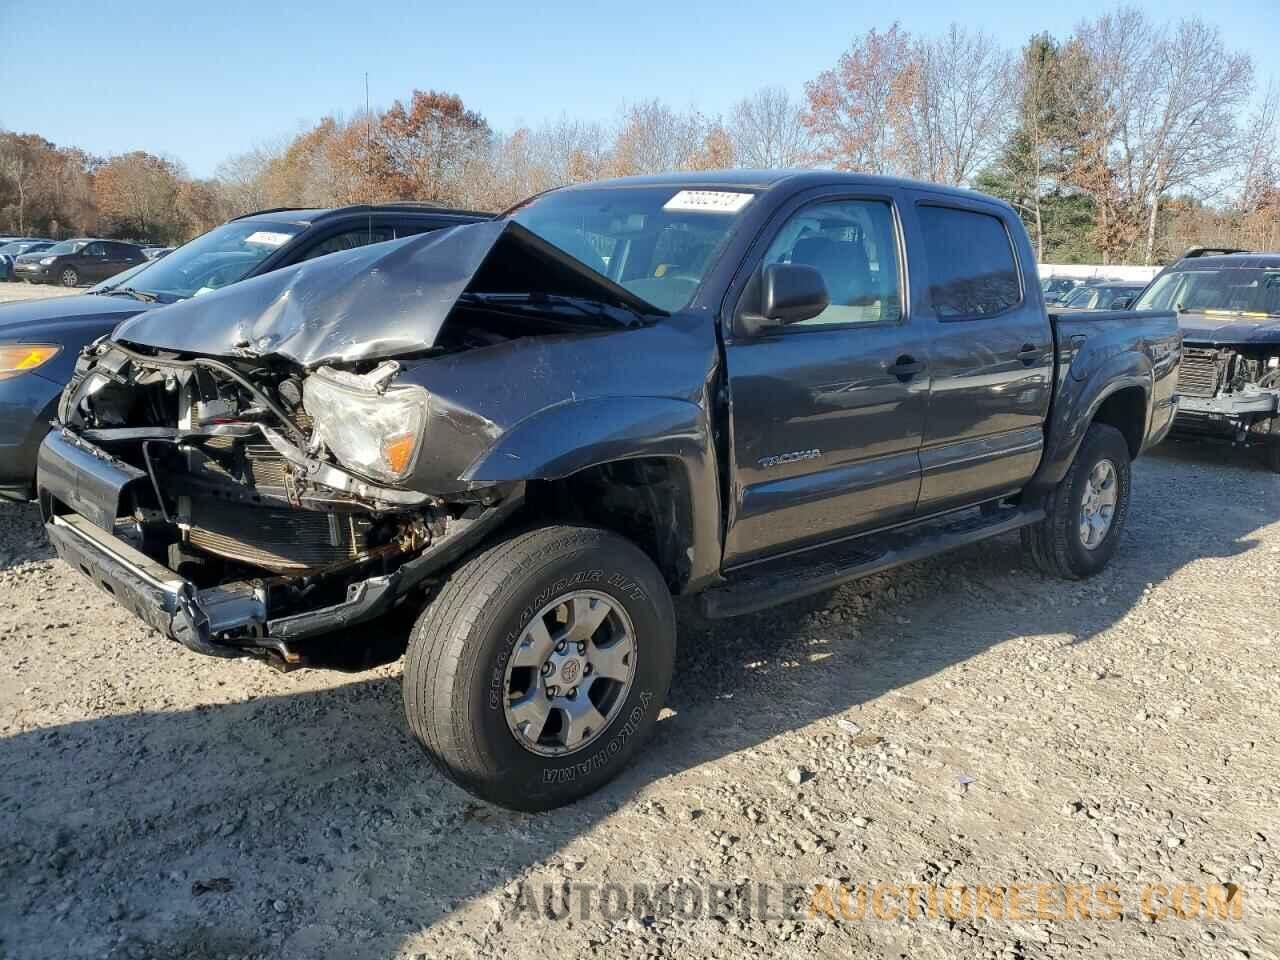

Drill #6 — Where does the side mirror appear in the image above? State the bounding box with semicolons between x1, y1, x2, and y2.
739;263;829;336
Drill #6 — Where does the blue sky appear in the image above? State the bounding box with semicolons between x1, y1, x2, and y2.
2;0;1276;178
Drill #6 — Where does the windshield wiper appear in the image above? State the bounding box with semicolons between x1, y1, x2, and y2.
103;287;160;303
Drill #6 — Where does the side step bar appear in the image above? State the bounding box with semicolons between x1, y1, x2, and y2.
700;506;1044;619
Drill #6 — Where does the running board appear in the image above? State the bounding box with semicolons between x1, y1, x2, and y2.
700;506;1044;619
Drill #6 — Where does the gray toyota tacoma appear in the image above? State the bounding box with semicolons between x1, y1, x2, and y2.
38;171;1180;810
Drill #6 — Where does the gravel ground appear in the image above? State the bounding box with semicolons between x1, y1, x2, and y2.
0;283;79;304
1;440;1277;960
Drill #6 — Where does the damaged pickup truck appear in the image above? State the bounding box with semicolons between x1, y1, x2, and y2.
1134;249;1280;471
39;172;1180;810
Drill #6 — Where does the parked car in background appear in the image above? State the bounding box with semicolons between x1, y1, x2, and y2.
142;246;174;260
0;239;55;281
0;203;490;500
12;239;148;286
1041;276;1084;304
1136;248;1280;471
39;171;1179;810
1057;280;1149;311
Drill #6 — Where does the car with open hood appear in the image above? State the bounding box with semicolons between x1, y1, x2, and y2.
1135;248;1280;470
38;171;1179;811
0;203;488;501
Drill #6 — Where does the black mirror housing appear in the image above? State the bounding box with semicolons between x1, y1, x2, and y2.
763;263;829;324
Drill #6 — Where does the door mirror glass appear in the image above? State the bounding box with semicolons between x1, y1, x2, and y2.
762;263;829;325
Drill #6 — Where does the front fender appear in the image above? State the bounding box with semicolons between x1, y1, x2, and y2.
463;396;723;591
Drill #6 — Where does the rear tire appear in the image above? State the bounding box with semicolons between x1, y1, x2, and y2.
1023;422;1132;579
402;525;675;811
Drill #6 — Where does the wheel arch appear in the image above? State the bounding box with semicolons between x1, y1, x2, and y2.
462;396;724;593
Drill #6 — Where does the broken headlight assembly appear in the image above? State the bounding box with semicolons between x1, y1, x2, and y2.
303;365;428;484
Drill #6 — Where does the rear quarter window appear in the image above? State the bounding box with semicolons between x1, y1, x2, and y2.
918;205;1021;319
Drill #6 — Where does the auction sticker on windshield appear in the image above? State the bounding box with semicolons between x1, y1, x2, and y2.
244;231;292;247
663;191;754;214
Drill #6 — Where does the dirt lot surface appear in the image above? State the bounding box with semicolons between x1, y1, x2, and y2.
1;441;1277;960
0;283;79;305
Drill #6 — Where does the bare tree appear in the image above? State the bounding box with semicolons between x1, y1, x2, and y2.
533;115;609;185
1239;79;1280;213
895;26;1014;186
729;87;812;168
1075;9;1254;263
610;100;709;176
213;140;286;216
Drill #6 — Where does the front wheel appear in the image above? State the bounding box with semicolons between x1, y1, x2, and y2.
1023;422;1132;579
60;268;79;287
403;525;675;811
1266;417;1280;474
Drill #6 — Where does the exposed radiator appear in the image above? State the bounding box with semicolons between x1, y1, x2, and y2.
1177;348;1225;399
187;500;373;573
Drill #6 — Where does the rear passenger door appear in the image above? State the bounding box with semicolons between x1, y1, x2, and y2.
721;191;929;567
904;194;1053;515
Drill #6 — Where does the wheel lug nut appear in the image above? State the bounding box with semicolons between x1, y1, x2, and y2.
555;641;566;653
568;687;578;699
541;662;553;675
577;642;586;654
547;686;559;698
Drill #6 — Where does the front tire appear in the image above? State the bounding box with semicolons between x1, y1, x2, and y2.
1266;417;1280;474
403;525;675;811
1023;422;1132;579
60;268;79;287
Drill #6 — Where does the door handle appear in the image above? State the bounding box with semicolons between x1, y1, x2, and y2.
1017;344;1042;366
888;355;925;380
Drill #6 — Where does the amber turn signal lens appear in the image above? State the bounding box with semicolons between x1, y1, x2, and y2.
381;432;418;478
0;344;61;381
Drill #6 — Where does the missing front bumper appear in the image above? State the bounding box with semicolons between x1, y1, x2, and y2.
37;429;524;663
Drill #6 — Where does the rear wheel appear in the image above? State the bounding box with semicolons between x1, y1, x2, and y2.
402;525;675;811
1266;417;1280;474
60;268;79;287
1023;422;1132;579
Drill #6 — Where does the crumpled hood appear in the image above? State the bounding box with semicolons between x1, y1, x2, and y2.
112;219;659;368
1179;311;1280;345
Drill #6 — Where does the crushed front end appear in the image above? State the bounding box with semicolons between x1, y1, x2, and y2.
1173;340;1280;451
39;340;520;666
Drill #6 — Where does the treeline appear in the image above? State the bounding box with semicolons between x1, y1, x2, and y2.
2;6;1277;263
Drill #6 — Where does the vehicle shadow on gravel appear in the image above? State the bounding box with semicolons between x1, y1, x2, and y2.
0;462;1274;960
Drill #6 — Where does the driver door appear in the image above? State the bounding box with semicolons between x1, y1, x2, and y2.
721;192;929;567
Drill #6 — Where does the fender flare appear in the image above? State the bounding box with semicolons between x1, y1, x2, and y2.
1031;352;1153;490
462;396;723;591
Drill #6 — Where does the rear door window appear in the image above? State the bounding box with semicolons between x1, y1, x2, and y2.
918;205;1021;318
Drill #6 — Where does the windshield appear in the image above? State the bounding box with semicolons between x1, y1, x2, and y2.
1136;267;1280;317
508;186;754;311
46;240;88;256
98;220;305;302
